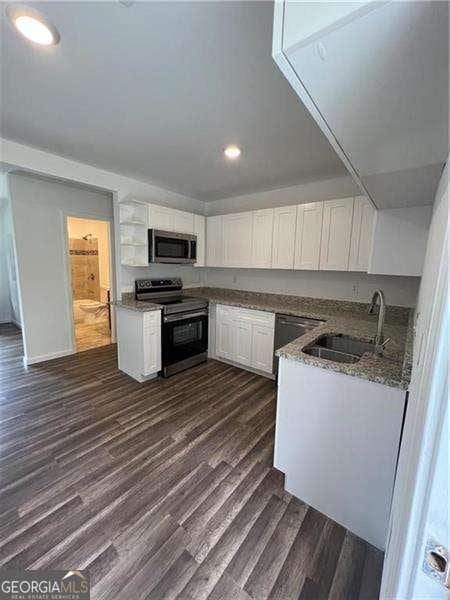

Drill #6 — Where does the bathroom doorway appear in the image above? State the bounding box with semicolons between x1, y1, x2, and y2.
66;216;112;352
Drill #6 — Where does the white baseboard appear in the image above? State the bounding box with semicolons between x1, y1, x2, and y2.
24;348;74;366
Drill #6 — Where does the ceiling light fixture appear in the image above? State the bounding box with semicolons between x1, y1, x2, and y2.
6;4;60;46
224;145;242;160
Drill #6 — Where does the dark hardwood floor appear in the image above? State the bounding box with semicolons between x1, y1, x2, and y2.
0;323;383;599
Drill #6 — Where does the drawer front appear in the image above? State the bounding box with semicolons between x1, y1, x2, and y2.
216;303;274;327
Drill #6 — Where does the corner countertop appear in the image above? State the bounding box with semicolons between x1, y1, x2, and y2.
184;287;414;390
113;294;162;312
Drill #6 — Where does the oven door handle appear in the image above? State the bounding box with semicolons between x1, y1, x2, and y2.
163;310;208;323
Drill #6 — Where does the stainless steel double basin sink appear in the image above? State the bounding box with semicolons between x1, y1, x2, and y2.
303;334;376;364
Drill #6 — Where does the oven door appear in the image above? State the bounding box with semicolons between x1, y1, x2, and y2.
149;230;196;264
162;310;208;376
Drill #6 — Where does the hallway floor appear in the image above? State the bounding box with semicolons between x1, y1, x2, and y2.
75;320;111;352
0;323;383;599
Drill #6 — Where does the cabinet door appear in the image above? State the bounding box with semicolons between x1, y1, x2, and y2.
234;319;252;366
251;325;274;373
349;196;376;272
216;308;234;360
173;210;194;234
320;198;354;271
294;202;323;269
272;205;297;269
252;209;274;268
222;212;253;267
143;326;161;376
148;204;174;231
206;216;223;267
193;214;206;267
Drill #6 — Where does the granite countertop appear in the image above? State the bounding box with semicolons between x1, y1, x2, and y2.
113;287;414;390
113;294;162;312
184;287;414;390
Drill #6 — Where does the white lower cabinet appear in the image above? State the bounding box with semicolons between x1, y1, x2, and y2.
215;304;275;375
235;321;252;366
116;307;161;382
252;325;275;372
216;306;234;360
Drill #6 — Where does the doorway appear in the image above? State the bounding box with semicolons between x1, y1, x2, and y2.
66;216;112;352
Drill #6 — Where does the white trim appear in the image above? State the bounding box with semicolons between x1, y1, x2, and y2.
381;172;449;598
24;348;74;365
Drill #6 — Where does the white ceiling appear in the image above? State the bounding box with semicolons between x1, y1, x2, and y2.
0;1;347;201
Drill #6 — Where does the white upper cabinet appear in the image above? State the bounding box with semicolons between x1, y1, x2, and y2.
148;204;194;233
294;202;323;270
349;196;376;272
320;198;354;271
251;208;274;268
206;215;223;267
272;205;297;269
193;214;206;267
148;204;173;231
173;209;194;234
222;212;253;268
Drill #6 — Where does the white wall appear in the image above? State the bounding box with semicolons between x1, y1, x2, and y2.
9;172;113;363
204;268;419;307
0;195;12;323
205;175;359;215
1;139;206;295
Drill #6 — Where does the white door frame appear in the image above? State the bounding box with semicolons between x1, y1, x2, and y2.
62;209;116;353
381;205;448;598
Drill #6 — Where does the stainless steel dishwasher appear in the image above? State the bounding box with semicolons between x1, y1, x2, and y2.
273;314;325;376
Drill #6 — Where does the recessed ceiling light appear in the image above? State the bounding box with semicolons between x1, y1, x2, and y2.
224;145;242;160
6;4;60;46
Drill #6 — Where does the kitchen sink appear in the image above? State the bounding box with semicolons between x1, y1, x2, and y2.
303;334;376;364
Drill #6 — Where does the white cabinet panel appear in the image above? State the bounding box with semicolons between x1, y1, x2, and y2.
251;325;274;373
173;210;194;234
148;204;173;231
206;216;223;267
235;321;252;366
349;196;376;272
272;205;297;269
222;212;253;268
320;198;354;271
251;208;274;268
193;214;206;267
143;326;161;376
216;307;234;360
116;307;161;382
294;202;323;270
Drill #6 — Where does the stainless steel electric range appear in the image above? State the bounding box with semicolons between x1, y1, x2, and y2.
135;278;208;377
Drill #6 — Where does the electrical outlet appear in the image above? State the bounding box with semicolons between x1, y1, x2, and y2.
352;283;359;297
232;275;237;284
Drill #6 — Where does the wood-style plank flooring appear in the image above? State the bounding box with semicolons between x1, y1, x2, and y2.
0;323;383;599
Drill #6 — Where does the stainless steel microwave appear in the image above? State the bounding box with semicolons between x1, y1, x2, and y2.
148;229;197;264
